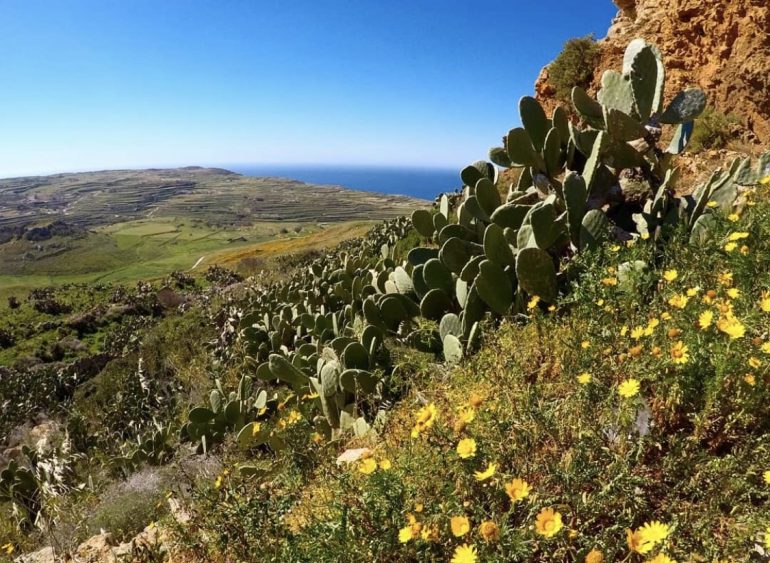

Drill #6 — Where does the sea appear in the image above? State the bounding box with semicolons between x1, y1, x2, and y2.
226;165;461;202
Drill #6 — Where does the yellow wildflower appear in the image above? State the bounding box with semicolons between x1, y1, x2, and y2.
717;271;733;286
698;310;713;329
618;378;641;398
474;462;496;481
379;458;392;470
458;405;476;424
601;277;618;286
745;373;756;386
358;458;377;475
726;288;740;299
686;287;699;297
760;173;770;185
505;478;530;502
420;524;439;542
706;200;718;207
456;438;477;459
728;231;750;241
581;340;591;349
763;470;770;484
577;372;592;385
759;291;770;312
2;544;14;556
451;515;471;537
585;549;603;563
411;403;438;437
761;342;770;354
214;475;223;489
727;213;740;222
478;520;500;542
535;507;563;538
527;295;541;310
663;270;678;282
626;529;654;554
647;554;676;563
451;544;478;563
638;520;670;544
670;341;689;365
631;326;645;340
661;311;672;321
398;525;414;543
749;357;762;369
724;242;737;252
717;313;746;339
668;294;689;309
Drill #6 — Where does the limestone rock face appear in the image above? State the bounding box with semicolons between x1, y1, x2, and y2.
536;0;770;144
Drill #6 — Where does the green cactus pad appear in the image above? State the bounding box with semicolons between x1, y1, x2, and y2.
407;247;439;266
520;96;549;152
579;209;610;251
420;288;453;320
411;209;435;238
423;258;455;295
516;247;558;303
475;259;513;315
443;334;464;364
189;407;216;424
660;88;707;124
483;223;515;266
269;354;309;389
439;313;462;341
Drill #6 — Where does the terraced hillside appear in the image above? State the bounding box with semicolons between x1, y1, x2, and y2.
0;167;424;230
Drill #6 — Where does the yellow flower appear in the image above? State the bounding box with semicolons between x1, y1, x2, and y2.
451;515;471;537
398;525;414;543
478;520;500;542
706;200;718;208
379;459;392;470
456;438;477;459
458;405;476;424
631;326;645;340
717;313;746;339
717;271;733;287
724;242;737;252
535;507;563;538
647;554;676;563
214;475;223;489
663;269;678;282
2;543;14;556
762;342;770;354
311;432;323;444
685;287;699;297
668;294;689;309
763;470;770;484
760;173;770;185
577;372;592;385
451;544;478;563
601;277;618;286
744;373;756;386
474;462;496;481
420;524;439;542
759;291;770;312
505;478;530;502
585;549;603;563
638;520;670;545
697;310;713;329
581;340;591;349
411;402;438;437
728;231;749;241
670;341;689;365
618;378;641;398
527;295;541;310
726;288;740;299
626;529;654;554
358;458;378;475
596;298;605;306
661;312;672;321
749;357;762;369
727;213;740;222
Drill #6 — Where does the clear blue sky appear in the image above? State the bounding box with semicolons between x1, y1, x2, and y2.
0;1;617;177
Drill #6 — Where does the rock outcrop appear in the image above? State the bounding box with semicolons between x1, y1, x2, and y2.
536;0;770;144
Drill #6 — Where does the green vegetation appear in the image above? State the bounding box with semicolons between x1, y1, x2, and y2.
689;106;741;153
547;35;601;105
2;38;770;563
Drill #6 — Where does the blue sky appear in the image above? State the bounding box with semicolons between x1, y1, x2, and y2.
0;1;617;177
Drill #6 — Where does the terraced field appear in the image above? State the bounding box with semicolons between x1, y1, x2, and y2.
0;167;427;297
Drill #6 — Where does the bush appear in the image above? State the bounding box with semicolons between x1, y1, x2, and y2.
688;106;740;153
548;35;601;104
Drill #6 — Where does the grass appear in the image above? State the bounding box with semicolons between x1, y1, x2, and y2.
175;189;770;562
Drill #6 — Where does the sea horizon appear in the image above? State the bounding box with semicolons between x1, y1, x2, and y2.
226;163;462;201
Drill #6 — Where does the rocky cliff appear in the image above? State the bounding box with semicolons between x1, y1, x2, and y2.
536;0;770;144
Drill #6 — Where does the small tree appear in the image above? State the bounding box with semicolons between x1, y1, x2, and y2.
548;35;601;104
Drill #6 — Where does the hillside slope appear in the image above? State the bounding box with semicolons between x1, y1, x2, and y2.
535;0;770;145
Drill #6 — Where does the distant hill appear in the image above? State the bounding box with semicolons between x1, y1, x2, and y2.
0;167;425;231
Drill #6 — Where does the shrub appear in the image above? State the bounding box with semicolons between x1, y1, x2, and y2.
688;106;740;152
548;35;601;104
